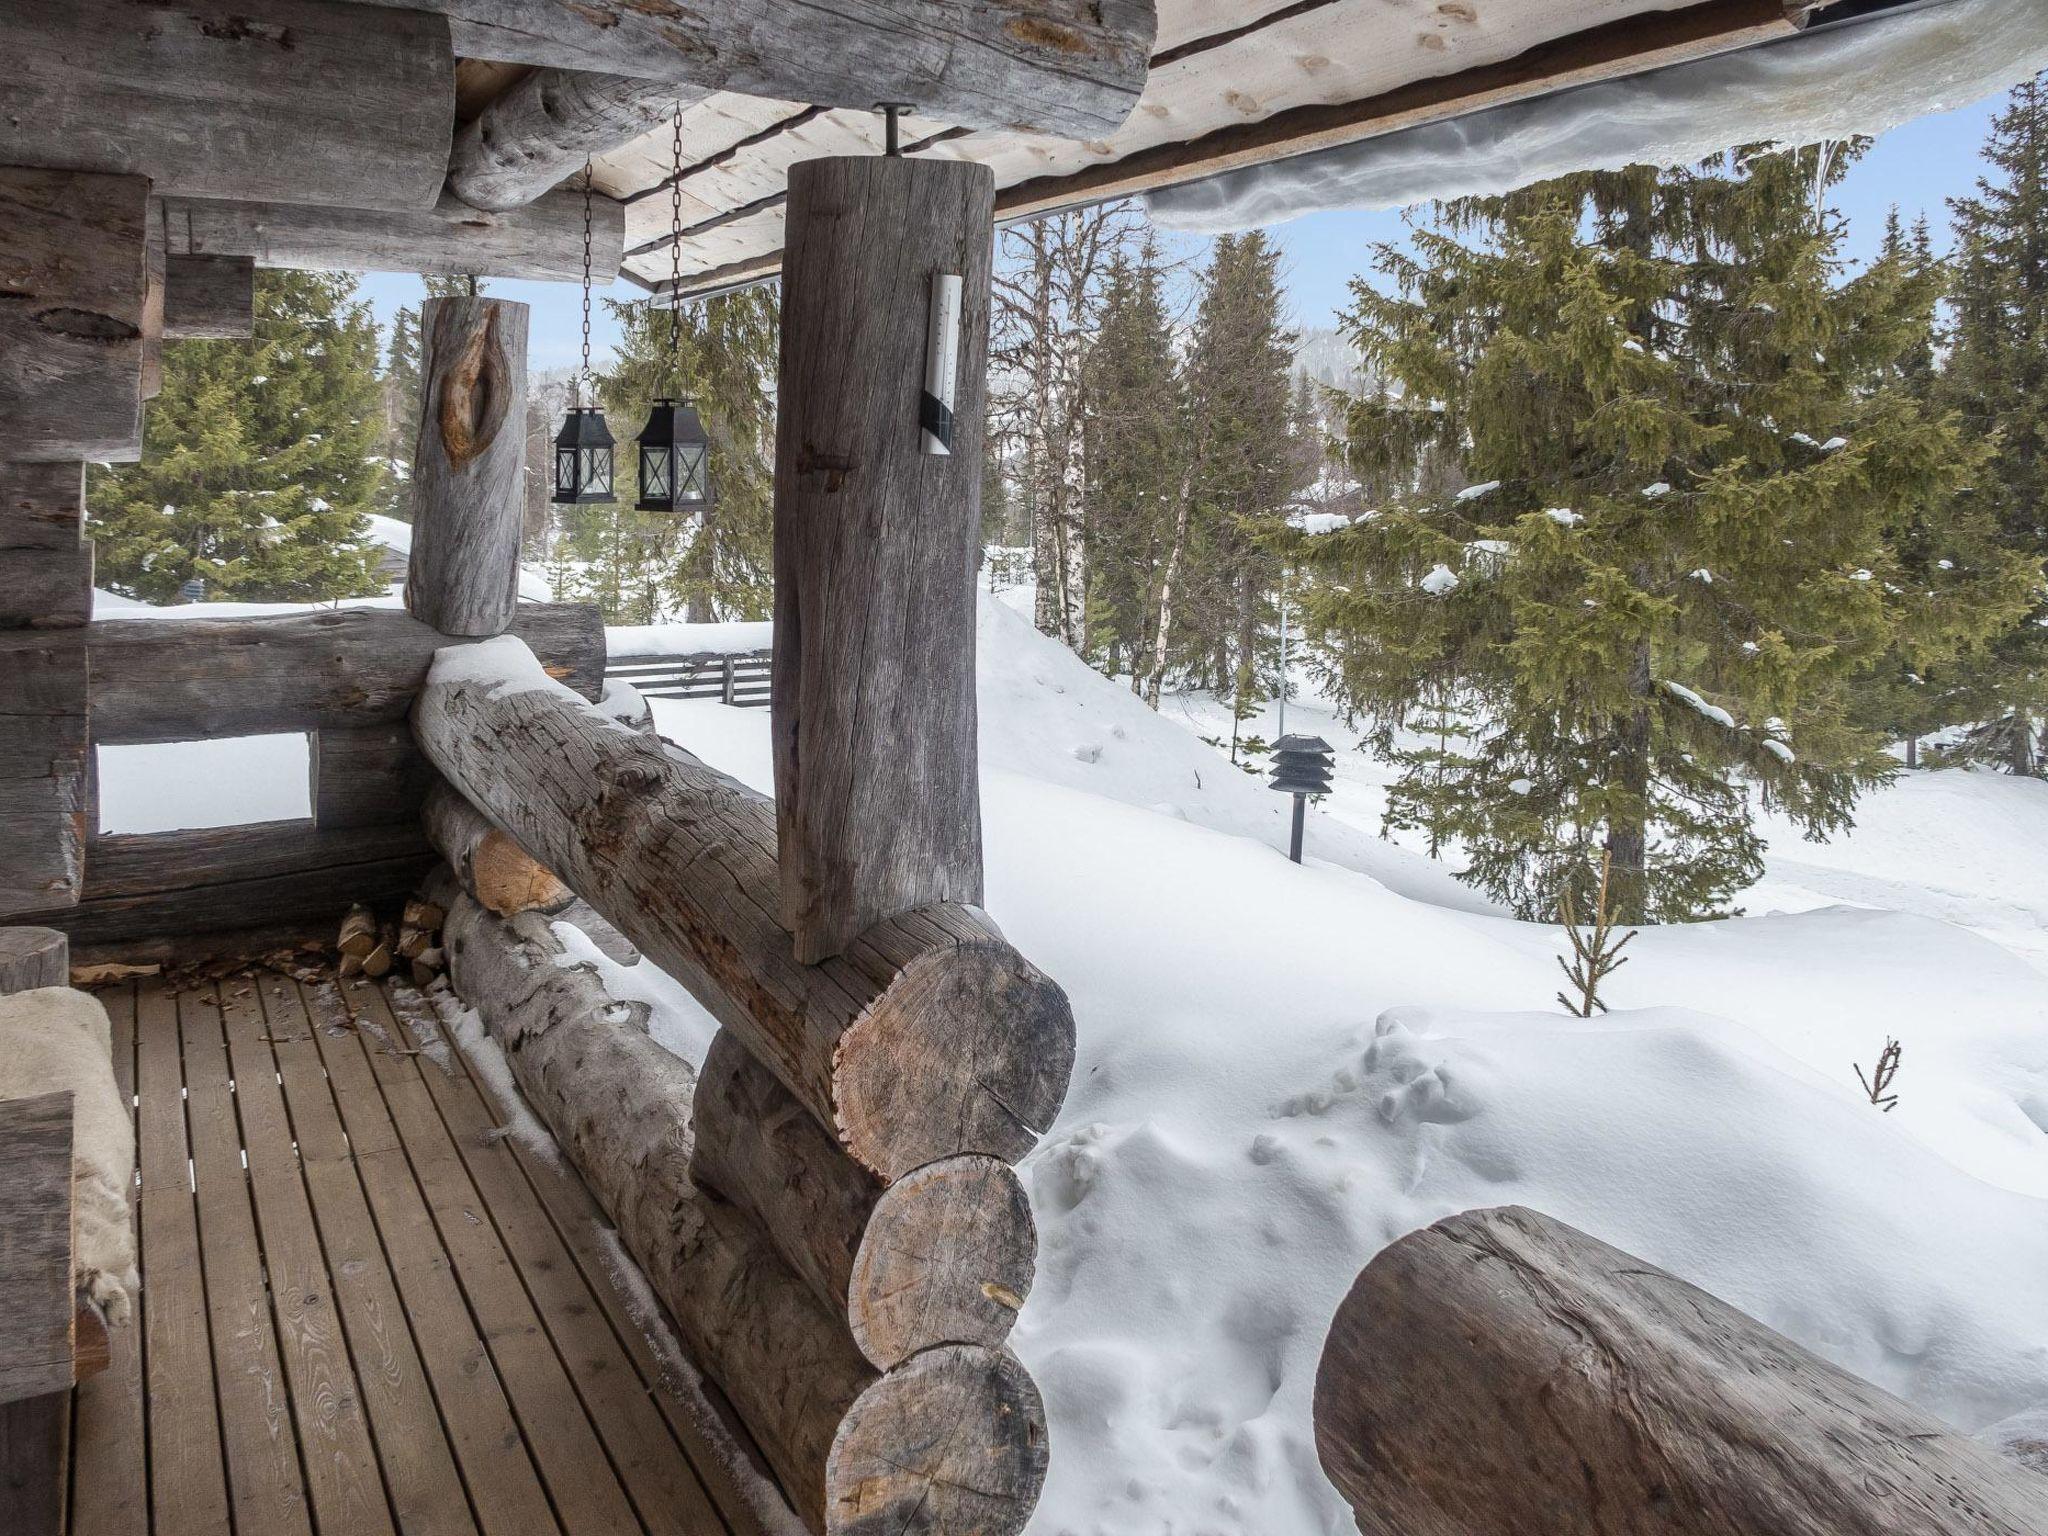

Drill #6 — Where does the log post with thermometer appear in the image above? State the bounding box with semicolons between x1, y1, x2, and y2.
769;116;997;963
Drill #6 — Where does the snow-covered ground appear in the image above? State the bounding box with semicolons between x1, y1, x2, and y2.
103;588;2048;1533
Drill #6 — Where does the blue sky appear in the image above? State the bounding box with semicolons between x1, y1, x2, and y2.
355;89;2009;371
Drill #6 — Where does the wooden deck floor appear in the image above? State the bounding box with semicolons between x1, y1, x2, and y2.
68;968;788;1536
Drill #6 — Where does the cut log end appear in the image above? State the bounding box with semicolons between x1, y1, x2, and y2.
837;942;1077;1182
826;1344;1049;1536
470;827;571;916
851;1155;1036;1370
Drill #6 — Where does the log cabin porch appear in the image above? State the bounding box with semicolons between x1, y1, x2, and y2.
2;2;2021;1533
70;963;787;1536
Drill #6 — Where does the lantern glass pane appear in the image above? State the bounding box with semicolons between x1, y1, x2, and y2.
641;446;672;500
585;447;613;496
556;447;576;491
679;445;707;503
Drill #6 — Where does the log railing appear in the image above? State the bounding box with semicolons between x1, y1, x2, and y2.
1314;1206;2048;1536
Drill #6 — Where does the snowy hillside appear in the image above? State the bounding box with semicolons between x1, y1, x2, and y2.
643;596;2048;1536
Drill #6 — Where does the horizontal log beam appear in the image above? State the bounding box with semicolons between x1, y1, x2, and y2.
163;256;254;341
0;0;454;210
10;820;433;947
390;0;1153;139
450;72;704;212
1315;1205;2048;1536
160;190;621;284
438;890;1051;1533
0;603;604;746
414;637;1076;1183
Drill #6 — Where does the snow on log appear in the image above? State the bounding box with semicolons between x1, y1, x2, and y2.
413;636;1075;1183
392;0;1154;140
406;297;530;636
438;890;1051;1533
2;603;605;745
693;1029;1036;1370
422;783;570;917
1314;1205;2048;1536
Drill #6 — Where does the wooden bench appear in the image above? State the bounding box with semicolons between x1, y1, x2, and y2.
0;929;114;1536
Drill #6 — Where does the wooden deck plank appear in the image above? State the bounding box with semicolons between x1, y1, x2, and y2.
210;980;399;1536
423;981;795;1536
377;982;733;1536
247;972;482;1536
134;977;233;1536
69;982;147;1536
331;977;646;1536
298;977;564;1536
176;982;317;1536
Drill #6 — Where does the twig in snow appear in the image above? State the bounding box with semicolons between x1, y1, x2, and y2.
1854;1038;1903;1112
1556;851;1637;1018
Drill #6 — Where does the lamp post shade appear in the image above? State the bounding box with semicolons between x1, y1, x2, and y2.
552;405;616;505
1269;734;1336;796
634;397;714;514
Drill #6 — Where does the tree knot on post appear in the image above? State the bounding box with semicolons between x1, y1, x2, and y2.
436;304;511;470
796;441;859;493
34;306;140;343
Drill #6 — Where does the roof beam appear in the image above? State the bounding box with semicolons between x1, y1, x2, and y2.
0;0;453;212
373;0;1156;140
448;73;708;212
160;190;623;285
651;0;1798;301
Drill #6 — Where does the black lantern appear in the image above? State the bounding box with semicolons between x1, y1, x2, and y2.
635;397;714;513
552;406;616;505
1269;734;1335;863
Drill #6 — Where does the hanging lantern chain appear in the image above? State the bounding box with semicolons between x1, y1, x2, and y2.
669;101;685;385
579;157;595;402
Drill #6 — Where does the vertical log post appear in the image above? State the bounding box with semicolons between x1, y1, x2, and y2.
771;154;996;963
406;296;530;637
0;464;92;630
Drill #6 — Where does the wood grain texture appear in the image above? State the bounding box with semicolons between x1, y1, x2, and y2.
163;255;254;340
0;546;93;629
160;189;622;283
406;299;529;635
0;929;67;994
772;155;994;962
0;602;602;746
415;644;1076;1182
1314;1205;2048;1536
438;892;875;1526
0;168;147;463
0;1092;75;1404
825;1342;1048;1535
451;72;702;212
310;724;440;830
423;783;570;915
0;636;87;917
0;1390;67;1536
693;1029;1036;1369
10;820;432;947
0;0;452;209
391;0;1153;138
0;463;85;551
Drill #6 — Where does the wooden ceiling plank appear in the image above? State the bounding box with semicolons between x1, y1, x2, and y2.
0;0;454;212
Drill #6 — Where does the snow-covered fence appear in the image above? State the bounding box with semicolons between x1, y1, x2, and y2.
1314;1205;2048;1536
604;648;772;707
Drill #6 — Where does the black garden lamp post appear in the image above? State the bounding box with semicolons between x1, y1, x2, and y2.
1269;733;1334;863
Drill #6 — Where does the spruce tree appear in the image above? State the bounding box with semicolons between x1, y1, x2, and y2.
377;304;421;520
1939;77;2048;773
1177;231;1300;743
1082;238;1185;684
1302;148;2025;922
90;269;387;605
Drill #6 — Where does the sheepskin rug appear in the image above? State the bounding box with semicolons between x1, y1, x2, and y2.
0;986;138;1324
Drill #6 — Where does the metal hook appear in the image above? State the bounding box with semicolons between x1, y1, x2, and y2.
875;102;914;157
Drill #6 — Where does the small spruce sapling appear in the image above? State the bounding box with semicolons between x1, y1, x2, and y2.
1556;852;1637;1017
1855;1038;1904;1112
